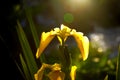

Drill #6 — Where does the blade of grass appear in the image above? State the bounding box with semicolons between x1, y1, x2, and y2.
25;8;39;48
19;54;32;80
116;45;120;80
15;60;27;80
22;0;46;63
23;0;39;48
16;21;38;79
23;0;46;62
104;75;108;80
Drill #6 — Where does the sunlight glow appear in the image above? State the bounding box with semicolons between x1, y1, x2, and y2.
70;0;89;4
68;0;92;11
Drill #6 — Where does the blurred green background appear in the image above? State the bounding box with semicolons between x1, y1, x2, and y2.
1;0;120;80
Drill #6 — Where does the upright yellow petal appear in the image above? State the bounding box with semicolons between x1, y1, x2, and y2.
36;31;55;58
72;32;89;60
54;24;71;45
60;24;71;33
70;66;77;80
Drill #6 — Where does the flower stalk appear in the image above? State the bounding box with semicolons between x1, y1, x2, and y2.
59;44;71;80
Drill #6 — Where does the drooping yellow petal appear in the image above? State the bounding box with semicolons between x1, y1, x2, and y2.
70;66;77;80
82;36;89;60
36;31;55;58
72;31;89;60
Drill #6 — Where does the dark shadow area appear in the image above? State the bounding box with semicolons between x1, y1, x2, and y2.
0;0;24;80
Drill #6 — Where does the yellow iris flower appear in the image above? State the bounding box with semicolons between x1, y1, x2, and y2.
36;24;89;60
34;63;65;80
34;63;77;80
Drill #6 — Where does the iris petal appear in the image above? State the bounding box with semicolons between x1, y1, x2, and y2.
72;32;89;60
57;36;62;45
82;36;89;60
70;66;77;80
34;63;49;80
61;24;71;32
47;71;65;80
36;31;55;58
47;63;65;80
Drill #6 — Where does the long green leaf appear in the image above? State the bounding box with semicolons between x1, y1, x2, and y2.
19;54;31;80
16;21;38;79
104;75;108;80
23;0;39;48
15;60;26;80
116;45;120;80
23;0;46;63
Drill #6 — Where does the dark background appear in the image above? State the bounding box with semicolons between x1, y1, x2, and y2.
0;0;23;79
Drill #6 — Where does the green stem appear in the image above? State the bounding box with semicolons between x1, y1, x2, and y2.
59;39;71;80
116;45;120;80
